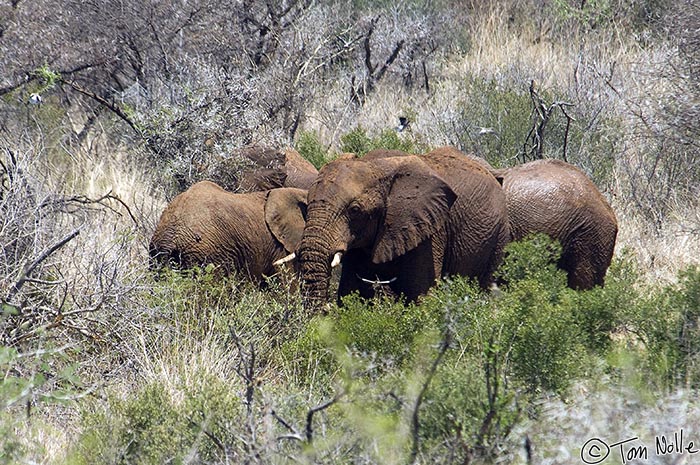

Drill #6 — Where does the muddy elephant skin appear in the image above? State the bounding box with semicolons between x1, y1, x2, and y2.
297;146;510;306
495;159;618;289
149;181;307;282
238;147;318;191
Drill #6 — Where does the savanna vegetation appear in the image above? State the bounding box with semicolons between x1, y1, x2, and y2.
1;0;699;463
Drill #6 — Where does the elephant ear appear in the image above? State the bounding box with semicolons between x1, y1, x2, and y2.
265;188;308;252
371;158;457;264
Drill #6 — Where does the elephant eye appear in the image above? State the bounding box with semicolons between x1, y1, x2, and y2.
348;202;363;216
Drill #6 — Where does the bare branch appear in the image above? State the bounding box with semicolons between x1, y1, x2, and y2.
375;39;405;83
271;409;303;442
0;59;118;97
523;81;575;161
305;391;343;443
6;227;82;304
60;79;143;139
39;191;139;226
408;333;451;465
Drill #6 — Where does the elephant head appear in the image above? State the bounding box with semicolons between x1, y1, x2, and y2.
238;146;318;191
149;181;308;282
297;153;458;305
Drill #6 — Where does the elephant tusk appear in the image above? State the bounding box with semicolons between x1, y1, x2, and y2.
331;252;343;268
357;275;397;285
273;252;296;266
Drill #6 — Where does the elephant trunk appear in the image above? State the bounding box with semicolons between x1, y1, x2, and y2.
298;223;338;309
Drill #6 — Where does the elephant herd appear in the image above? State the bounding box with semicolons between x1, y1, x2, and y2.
149;145;618;308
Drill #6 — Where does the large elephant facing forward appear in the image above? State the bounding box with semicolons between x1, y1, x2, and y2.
493;159;618;289
149;181;307;283
297;147;510;306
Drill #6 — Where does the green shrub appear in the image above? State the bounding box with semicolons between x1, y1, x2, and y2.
572;251;640;353
340;127;421;156
629;265;700;388
283;294;441;384
405;238;597;458
333;294;440;363
451;76;618;189
552;0;668;31
71;375;241;465
0;340;82;465
295;130;329;169
495;233;567;289
454;78;534;166
147;267;307;353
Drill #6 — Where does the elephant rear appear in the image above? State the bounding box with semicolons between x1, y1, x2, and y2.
498;159;618;289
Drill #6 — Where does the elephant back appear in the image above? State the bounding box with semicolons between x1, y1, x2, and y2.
501;159;616;242
421;146;511;287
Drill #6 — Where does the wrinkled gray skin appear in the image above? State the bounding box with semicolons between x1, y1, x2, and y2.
493;159;618;289
238;146;318;191
297;146;510;307
149;181;308;282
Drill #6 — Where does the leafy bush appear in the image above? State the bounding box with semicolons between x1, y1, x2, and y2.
284;293;441;384
552;0;669;32
71;375;241;464
627;265;700;388
449;76;619;189
572;251;640;353
332;294;440;363
495;233;567;288
295;130;329;169
452;78;534;167
340;127;421;156
396;236;591;459
147;266;307;350
0;341;81;465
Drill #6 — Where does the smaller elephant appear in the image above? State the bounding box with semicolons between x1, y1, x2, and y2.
149;181;308;283
493;159;618;289
237;146;318;191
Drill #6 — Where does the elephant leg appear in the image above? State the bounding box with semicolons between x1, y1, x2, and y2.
392;239;441;301
565;250;612;290
561;229;615;290
338;241;441;304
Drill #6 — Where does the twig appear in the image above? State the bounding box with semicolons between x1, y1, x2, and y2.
61;79;143;138
6;228;81;303
305;392;343;443
0;59;117;97
271;391;344;444
40;190;139;226
188;417;227;453
230;328;256;418
408;333;451;464
271;409;303;441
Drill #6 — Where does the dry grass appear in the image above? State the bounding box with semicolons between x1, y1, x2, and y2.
615;199;700;284
521;380;700;465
